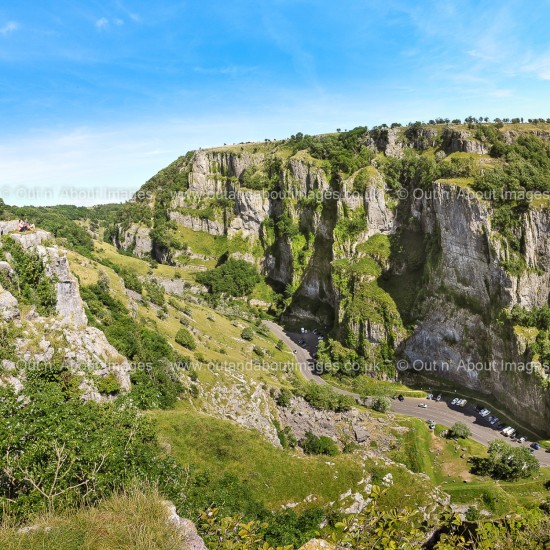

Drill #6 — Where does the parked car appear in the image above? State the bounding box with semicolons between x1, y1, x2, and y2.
518;437;526;443
398;395;405;402
427;420;435;430
490;417;499;425
427;394;433;400
531;443;541;450
480;409;491;417
501;427;513;436
487;416;495;423
451;398;459;405
436;394;442;401
418;403;428;408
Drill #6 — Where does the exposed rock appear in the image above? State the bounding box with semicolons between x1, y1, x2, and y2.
0;288;19;321
299;540;336;550
168;211;225;236
164;501;208;550
228;190;270;238
353;424;370;443
116;223;153;258
44;247;88;327
10;229;52;249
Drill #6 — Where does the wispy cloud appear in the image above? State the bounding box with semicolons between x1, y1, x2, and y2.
193;65;258;77
522;53;550;80
95;17;109;29
0;21;18;36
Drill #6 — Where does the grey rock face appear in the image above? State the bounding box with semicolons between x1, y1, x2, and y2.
404;182;550;434
44;247;88;327
168;211;225;236
163;501;208;550
118;223;153;258
0;289;19;321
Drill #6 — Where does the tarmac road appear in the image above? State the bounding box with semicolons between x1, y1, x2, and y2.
265;320;550;467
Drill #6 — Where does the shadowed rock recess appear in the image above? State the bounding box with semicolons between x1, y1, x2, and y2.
112;124;550;436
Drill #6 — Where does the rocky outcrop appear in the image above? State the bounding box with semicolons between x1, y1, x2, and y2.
228;190;270;238
44;247;88;327
163;501;207;550
0;288;19;321
442;129;488;154
116;223;153;258
168;211;225;236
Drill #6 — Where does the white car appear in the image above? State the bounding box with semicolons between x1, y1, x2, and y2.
418;403;428;408
518;437;526;443
459;399;467;407
451;398;459;405
480;409;491;417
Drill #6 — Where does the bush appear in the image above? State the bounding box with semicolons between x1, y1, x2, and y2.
465;506;482;522
276;388;293;408
241;327;254;341
175;327;196;350
96;373;121;395
448;422;471;439
299;432;339;456
371;396;392;413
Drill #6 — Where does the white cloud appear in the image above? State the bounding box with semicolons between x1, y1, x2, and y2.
0;21;18;35
95;17;109;29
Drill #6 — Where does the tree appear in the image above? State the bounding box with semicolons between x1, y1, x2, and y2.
448;422;471;439
371;396;391;413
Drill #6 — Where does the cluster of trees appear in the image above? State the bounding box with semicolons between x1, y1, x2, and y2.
295;381;356;412
471;440;539;481
286;126;372;175
197;258;260;298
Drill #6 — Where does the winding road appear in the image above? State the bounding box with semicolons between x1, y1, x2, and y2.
265;320;550;467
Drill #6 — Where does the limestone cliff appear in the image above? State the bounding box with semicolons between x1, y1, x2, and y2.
111;124;550;434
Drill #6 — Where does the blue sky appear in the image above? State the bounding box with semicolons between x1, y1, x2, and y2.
1;0;550;205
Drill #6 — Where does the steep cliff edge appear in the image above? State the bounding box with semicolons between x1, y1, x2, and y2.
110;123;550;434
